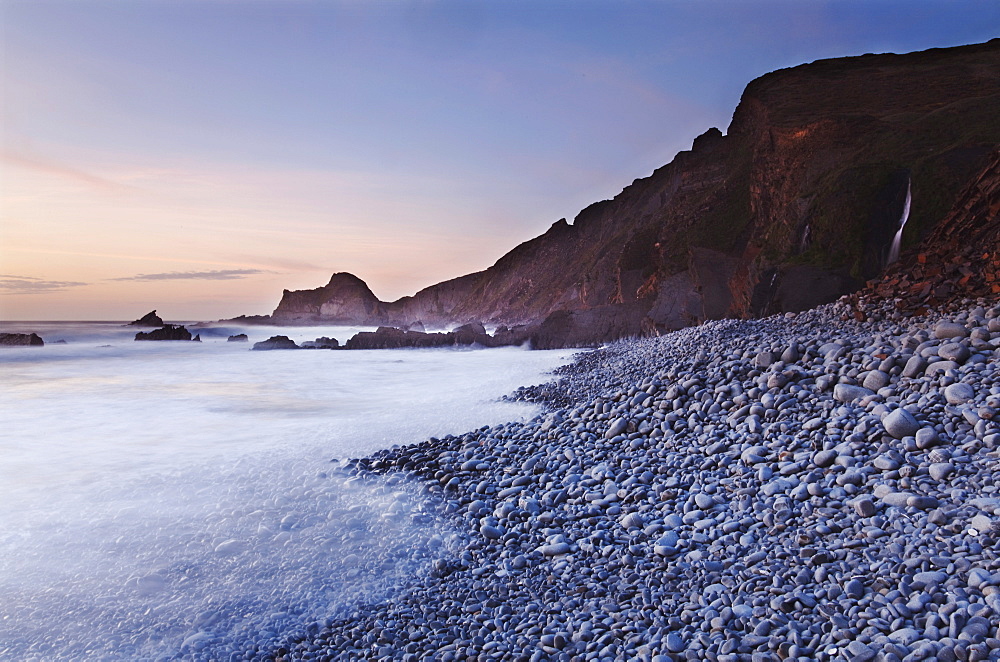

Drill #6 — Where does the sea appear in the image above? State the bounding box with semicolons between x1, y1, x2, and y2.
0;321;575;661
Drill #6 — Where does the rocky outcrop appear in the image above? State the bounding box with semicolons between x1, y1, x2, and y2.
0;332;44;346
301;337;340;349
271;273;386;325
128;311;164;327
259;40;1000;346
344;324;495;350
134;325;194;341
227;334;249;342
251;335;300;350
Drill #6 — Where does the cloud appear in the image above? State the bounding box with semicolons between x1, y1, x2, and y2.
1;150;124;191
111;269;267;282
0;275;89;294
225;254;324;272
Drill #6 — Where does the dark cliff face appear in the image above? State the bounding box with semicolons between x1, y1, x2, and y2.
266;40;1000;343
861;147;1000;311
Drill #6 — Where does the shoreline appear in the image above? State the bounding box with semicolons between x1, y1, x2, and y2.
265;295;1000;662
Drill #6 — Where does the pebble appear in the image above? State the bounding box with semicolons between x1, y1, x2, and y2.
945;382;976;404
882;407;920;438
274;298;1000;662
854;498;876;517
834;383;875;404
939;342;971;363
929;462;955;481
935;321;968;339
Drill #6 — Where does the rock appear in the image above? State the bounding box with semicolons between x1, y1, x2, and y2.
915;427;940;449
912;571;948;588
873;454;901;471
301;336;340;349
854;498;876;517
928;463;955;481
345;326;500;350
901;355;928;378
665;633;686;653
862;370;891;391
834;384;875;404
251;335;300;350
128;310;163;327
907;495;940;509
0;332;44;346
938;343;971;363
880;492;913;507
755;351;778;368
480;524;504;540
813;449;838;468
134;325;194;341
619;513;644;529
844;578;865;599
970;514;996;535
606;418;628;439
944;382;976;405
934;321;968;339
882;408;919;439
538;542;571;556
227;334;249;342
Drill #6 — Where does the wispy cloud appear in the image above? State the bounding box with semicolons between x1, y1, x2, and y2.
111;269;267;282
0;275;89;294
1;150;125;191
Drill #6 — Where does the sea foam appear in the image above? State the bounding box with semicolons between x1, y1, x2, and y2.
0;323;573;660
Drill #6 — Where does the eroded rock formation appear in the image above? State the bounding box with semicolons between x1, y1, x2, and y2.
128;311;164;327
258;40;1000;347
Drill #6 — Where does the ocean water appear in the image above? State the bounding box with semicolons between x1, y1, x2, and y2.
0;322;574;660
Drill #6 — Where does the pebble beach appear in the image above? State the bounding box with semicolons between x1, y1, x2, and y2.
266;294;1000;662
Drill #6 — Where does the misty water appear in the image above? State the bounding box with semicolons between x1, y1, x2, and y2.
0;322;574;661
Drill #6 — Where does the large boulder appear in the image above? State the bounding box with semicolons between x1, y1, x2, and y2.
0;332;44;346
252;335;300;350
128;311;164;327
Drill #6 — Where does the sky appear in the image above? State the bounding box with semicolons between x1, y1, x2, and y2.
2;1;998;321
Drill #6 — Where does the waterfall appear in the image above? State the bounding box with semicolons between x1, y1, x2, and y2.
887;179;912;264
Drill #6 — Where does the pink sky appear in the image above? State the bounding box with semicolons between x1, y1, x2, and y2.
2;1;996;320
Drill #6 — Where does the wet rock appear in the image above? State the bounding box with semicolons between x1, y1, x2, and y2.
0;332;44;346
135;325;194;341
251;335;300;350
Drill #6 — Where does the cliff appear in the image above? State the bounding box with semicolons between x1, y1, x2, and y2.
265;40;1000;343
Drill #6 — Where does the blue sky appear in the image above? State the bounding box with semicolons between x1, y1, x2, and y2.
2;0;998;320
